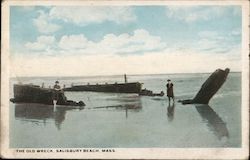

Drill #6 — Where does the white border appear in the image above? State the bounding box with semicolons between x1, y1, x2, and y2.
1;0;249;159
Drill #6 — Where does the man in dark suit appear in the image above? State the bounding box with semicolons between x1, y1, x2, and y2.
166;79;174;103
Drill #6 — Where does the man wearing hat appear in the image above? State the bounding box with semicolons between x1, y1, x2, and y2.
54;81;61;90
166;79;174;103
53;81;61;106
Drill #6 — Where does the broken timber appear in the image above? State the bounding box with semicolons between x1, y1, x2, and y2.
180;68;230;104
10;84;85;106
64;82;142;94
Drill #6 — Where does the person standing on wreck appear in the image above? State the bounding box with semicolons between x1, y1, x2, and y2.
53;81;61;106
166;79;174;103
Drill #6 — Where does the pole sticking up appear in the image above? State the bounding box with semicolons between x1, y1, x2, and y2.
124;74;127;83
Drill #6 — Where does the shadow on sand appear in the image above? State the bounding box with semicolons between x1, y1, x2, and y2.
167;102;229;140
194;104;229;140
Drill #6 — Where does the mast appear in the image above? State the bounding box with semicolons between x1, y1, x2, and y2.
124;74;127;83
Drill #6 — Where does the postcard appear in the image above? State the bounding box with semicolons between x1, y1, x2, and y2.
1;0;249;159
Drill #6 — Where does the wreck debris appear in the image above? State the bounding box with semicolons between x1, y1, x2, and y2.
10;84;85;107
180;68;230;104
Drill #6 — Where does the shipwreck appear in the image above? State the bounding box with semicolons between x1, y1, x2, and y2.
10;84;85;107
63;74;164;96
64;82;142;94
179;68;230;104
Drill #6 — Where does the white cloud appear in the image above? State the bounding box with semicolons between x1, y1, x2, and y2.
23;29;166;55
195;30;241;54
59;34;89;50
25;35;56;51
49;6;136;26
33;10;61;34
166;6;206;22
32;6;136;33
11;49;241;77
166;6;235;23
57;29;166;55
98;29;166;54
13;29;242;77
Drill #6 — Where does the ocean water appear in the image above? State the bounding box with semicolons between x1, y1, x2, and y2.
9;72;241;148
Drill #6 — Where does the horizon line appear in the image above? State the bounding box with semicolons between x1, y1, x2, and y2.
10;70;242;78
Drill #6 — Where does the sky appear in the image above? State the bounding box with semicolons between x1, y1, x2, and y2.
9;5;242;77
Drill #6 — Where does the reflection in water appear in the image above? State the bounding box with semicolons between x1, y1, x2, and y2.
92;95;142;118
106;94;140;103
195;105;229;140
167;102;175;122
92;103;142;119
14;103;83;130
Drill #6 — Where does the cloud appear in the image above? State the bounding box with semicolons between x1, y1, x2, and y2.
24;27;241;58
24;29;166;55
97;29;166;54
166;6;239;23
195;30;241;54
49;6;136;26
11;49;241;77
17;29;241;77
32;6;136;34
58;34;89;50
33;10;61;34
55;29;166;55
25;35;55;51
13;29;242;77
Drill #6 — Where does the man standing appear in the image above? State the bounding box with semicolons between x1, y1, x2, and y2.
53;81;61;106
166;79;174;103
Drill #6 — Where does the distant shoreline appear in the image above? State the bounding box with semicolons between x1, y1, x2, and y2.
10;71;241;79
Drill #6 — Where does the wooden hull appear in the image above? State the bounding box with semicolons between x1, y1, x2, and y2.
10;84;85;106
180;68;230;104
64;82;142;94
